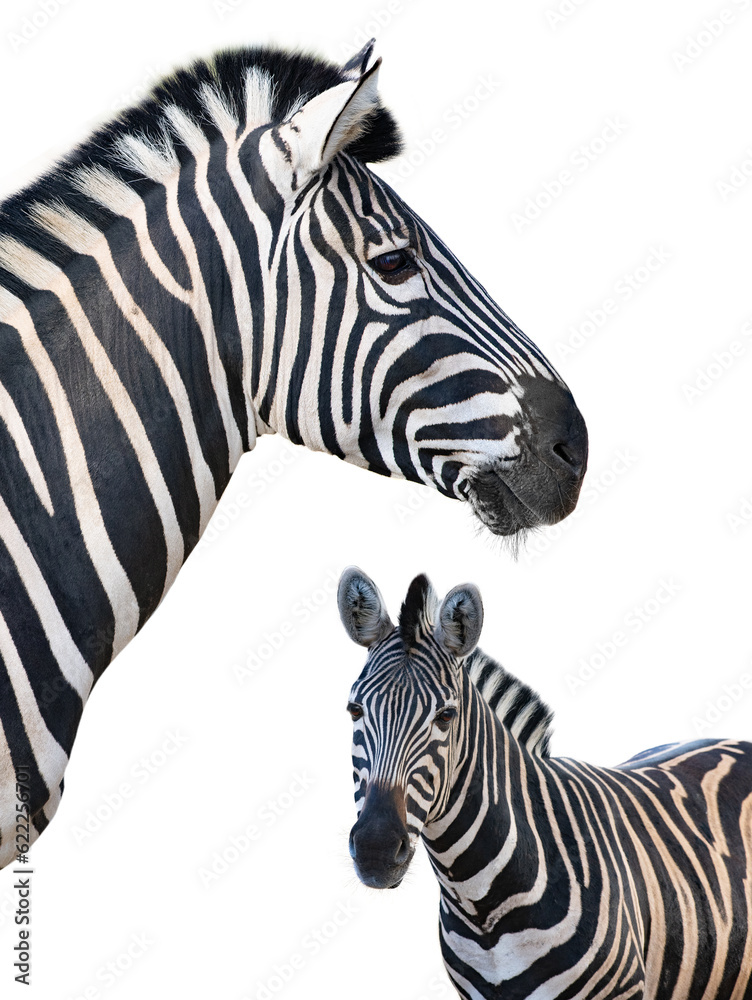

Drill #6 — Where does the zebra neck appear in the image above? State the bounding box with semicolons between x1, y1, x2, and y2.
64;172;258;549
0;152;273;673
422;684;565;933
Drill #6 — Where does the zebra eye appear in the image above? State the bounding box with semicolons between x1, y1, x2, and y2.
348;703;363;721
369;249;416;281
435;707;456;730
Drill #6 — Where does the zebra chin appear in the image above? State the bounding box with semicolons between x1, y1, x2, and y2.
349;827;416;889
467;460;585;536
351;852;415;890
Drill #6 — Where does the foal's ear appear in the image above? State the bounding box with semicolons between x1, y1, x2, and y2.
435;585;484;658
338;567;394;647
281;58;382;176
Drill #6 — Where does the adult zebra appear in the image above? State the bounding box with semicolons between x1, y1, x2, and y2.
339;569;752;1000
0;43;586;866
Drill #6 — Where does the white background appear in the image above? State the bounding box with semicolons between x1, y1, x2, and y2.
1;0;751;997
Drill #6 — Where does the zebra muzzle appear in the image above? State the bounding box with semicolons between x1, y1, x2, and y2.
349;787;415;889
468;377;588;534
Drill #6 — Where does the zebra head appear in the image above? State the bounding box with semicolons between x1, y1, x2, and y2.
252;43;587;535
338;567;481;889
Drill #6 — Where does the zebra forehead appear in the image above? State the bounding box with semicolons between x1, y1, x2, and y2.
356;630;554;756
357;630;458;694
356;667;453;713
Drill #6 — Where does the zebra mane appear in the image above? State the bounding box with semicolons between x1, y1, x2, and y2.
0;46;402;297
396;576;553;756
399;574;437;647
466;650;553;757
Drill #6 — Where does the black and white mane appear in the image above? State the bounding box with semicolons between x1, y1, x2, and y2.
467;650;553;756
0;45;402;294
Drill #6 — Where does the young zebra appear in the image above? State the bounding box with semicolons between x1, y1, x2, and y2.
0;43;587;865
339;569;752;1000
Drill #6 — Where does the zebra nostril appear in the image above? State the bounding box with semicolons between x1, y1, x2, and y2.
552;442;576;468
547;433;587;479
518;375;588;485
395;835;411;865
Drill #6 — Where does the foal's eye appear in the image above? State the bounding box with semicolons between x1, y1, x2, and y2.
435;708;456;730
369;249;416;281
348;703;363;721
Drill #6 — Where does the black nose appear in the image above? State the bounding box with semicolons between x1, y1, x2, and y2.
394;832;411;864
521;376;588;482
349;786;414;888
542;418;588;479
350;820;409;866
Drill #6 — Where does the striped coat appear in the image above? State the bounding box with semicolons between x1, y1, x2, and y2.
0;44;586;864
339;570;752;999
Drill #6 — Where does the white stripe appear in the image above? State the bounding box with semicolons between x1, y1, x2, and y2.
0;491;93;700
166;105;254;460
0;607;68;791
0;375;54;515
0;714;17;848
0;237;184;606
114;130;179;183
159;156;245;474
31;200;216;546
0;289;139;656
240;67;276;141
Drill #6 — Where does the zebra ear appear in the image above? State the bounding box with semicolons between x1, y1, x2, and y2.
341;40;377;80
435;585;484;659
284;59;382;175
338;567;394;648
